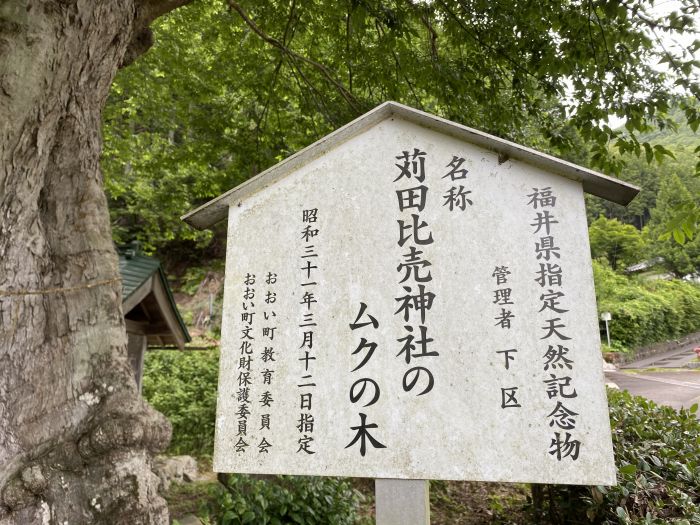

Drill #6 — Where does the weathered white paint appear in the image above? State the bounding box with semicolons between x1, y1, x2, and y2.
213;116;617;485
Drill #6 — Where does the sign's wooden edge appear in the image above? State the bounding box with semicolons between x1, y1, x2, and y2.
181;101;640;230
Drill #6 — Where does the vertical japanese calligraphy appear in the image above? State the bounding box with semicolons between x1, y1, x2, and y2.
441;156;473;212
346;302;386;456
527;187;580;461
297;208;320;455
213;118;618;485
258;271;278;454
235;272;256;453
394;148;438;396
491;266;521;409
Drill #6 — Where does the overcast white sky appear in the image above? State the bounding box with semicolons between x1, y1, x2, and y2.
606;0;699;128
651;0;699;49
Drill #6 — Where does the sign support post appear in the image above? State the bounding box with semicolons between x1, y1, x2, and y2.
375;479;430;525
601;312;612;346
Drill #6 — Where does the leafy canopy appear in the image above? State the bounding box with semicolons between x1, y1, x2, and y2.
589;216;647;270
103;0;700;251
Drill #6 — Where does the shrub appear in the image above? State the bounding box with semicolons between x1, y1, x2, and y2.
142;348;219;457
542;389;700;524
204;475;368;525
593;260;700;349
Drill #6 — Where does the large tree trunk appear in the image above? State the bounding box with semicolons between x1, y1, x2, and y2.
0;1;188;523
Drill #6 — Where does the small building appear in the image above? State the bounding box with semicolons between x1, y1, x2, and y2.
119;247;190;390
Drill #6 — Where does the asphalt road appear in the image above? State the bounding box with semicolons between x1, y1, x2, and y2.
604;345;700;415
606;370;700;411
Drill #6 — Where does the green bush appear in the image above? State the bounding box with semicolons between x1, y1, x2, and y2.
593;260;700;349
204;475;368;525
542;389;700;524
601;341;631;355
142;348;219;457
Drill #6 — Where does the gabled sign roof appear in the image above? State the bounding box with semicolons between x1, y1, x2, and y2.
182;101;639;230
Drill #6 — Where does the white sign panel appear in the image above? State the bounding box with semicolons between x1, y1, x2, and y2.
213;117;616;485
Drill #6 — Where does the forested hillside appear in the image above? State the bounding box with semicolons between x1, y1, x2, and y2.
586;111;700;278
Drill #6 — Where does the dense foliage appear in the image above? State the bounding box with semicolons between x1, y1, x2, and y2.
142;348;219;457
200;475;367;525
645;173;700;276
592;260;700;349
103;0;700;252
543;389;700;524
585;111;700;277
589;217;647;271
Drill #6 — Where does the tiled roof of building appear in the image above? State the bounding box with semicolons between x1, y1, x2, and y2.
118;248;191;345
119;252;161;301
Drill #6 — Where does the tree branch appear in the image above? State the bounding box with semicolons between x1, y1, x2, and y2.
227;0;361;113
121;0;194;68
441;0;560;95
136;0;194;28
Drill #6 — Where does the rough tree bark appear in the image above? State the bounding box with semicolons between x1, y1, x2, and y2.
0;1;190;523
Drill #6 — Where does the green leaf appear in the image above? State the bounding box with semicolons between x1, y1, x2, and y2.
619;464;637;475
643;142;653;164
653;144;676;163
672;228;686;245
